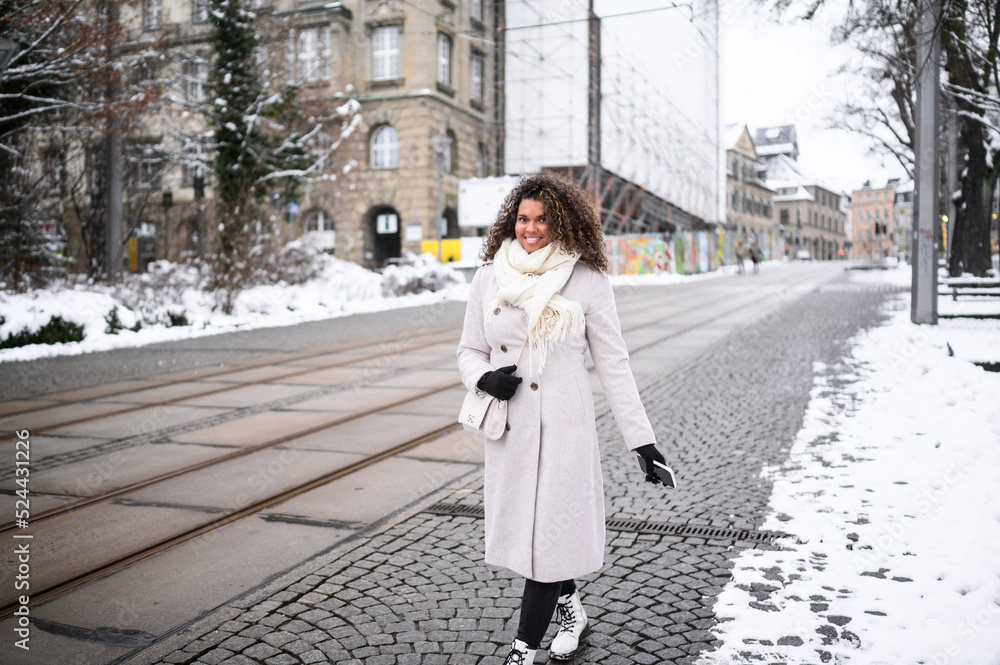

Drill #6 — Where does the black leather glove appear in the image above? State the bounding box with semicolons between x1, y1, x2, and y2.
477;365;522;400
634;443;672;486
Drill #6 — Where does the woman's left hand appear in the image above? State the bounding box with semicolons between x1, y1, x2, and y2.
634;444;673;486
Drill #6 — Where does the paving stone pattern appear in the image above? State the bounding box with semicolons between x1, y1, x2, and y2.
145;278;900;665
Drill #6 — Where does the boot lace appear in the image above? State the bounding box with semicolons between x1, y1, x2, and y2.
505;646;529;665
556;599;576;635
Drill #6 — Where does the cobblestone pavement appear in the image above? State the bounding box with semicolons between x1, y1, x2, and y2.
129;277;902;665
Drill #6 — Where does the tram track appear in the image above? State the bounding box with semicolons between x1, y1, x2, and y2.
0;325;458;443
0;273;824;621
0;421;461;619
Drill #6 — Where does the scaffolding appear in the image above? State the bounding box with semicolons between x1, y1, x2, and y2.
503;0;722;233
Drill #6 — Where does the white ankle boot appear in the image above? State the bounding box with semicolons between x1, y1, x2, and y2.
548;591;589;660
504;638;536;664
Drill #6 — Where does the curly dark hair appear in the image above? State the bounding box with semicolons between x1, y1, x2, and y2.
482;171;608;272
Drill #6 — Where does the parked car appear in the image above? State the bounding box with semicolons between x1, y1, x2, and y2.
794;250;812;261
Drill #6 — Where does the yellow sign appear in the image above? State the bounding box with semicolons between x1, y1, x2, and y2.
128;237;138;272
422;239;462;263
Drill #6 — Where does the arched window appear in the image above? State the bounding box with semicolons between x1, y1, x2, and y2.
371;125;399;169
305;209;335;250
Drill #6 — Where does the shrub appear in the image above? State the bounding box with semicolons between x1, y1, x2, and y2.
380;254;463;297
104;307;141;334
166;310;189;327
0;315;85;349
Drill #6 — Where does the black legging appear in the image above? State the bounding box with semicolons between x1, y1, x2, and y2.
516;578;577;649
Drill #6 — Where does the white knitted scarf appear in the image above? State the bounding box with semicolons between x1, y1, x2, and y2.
489;238;584;373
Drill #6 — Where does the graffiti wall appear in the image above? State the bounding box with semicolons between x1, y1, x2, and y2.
605;235;676;275
605;230;785;276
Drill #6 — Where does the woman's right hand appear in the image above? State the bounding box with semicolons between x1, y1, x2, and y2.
477;365;522;400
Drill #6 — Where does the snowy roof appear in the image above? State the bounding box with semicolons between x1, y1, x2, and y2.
753;125;799;160
722;123;747;150
755;142;796;157
762;153;837;194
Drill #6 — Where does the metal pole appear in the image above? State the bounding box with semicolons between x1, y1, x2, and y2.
912;0;940;324
588;0;602;216
736;152;743;240
945;100;958;261
103;0;122;278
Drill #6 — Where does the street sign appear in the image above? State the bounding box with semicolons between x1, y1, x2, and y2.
376;213;398;234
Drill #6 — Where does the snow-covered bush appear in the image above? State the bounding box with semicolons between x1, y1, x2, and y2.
380;253;463;297
246;239;325;287
111;260;206;327
0;314;85;349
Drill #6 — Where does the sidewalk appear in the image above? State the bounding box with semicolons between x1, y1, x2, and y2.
125;268;999;665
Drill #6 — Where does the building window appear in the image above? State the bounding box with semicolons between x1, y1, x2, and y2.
373;26;400;80
193;0;209;23
128;143;165;189
471;51;485;106
183;57;209;103
40;147;65;193
290;26;331;82
305;210;336;250
437;33;451;86
182;142;209;188
145;0;163;30
371;125;399;169
471;0;483;23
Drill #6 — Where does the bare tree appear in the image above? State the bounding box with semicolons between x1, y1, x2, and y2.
773;0;999;276
0;0;160;282
941;0;1000;276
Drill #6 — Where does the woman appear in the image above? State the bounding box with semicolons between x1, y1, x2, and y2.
456;172;669;663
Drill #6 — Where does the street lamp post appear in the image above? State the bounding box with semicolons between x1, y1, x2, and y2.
161;189;173;262
192;174;205;257
430;133;452;263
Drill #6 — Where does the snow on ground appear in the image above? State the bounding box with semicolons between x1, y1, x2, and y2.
0;253;470;363
698;264;1000;665
0;255;792;364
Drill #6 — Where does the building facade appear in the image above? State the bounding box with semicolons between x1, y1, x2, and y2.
724;124;775;243
753;124;847;261
850;180;898;261
105;0;499;269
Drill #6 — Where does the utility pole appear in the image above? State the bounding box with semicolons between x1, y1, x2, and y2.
944;99;958;261
587;0;602;221
103;0;123;278
912;0;940;324
736;153;743;240
431;133;452;262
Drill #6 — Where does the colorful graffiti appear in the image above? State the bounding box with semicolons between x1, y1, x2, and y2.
605;235;675;275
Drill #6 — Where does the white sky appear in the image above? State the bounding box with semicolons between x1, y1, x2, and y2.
719;0;909;194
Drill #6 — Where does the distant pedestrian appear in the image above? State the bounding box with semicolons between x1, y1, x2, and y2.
736;240;748;274
457;172;670;664
750;242;762;274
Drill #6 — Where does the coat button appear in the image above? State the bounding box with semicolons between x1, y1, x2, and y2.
530;382;538;390
505;423;511;431
493;307;501;315
500;345;508;352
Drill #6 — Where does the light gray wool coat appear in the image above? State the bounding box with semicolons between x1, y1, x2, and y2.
457;262;656;582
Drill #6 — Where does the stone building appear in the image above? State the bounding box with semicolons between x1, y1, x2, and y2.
850;179;899;261
723;123;775;243
766;153;847;261
112;0;498;269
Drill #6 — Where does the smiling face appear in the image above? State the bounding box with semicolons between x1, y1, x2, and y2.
515;198;551;254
